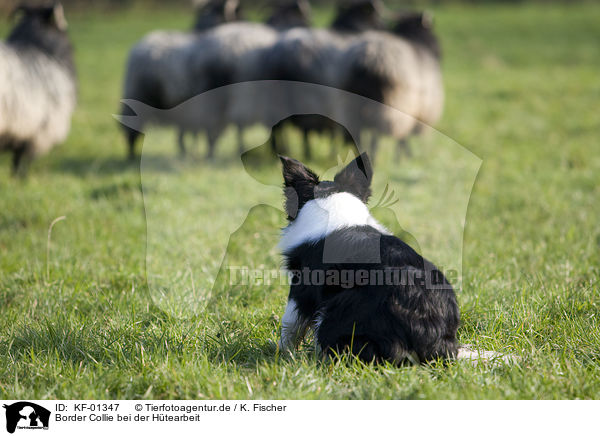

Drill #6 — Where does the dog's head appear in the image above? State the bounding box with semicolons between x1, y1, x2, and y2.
279;153;372;221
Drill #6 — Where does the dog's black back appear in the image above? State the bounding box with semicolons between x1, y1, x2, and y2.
285;226;459;363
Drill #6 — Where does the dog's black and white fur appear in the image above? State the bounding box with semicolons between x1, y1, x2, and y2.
277;153;460;364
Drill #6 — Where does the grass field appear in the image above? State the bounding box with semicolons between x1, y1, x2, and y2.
1;3;599;399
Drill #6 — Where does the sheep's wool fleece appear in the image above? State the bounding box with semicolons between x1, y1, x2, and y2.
124;31;198;107
0;43;76;155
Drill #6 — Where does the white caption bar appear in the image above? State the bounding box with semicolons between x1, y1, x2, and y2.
0;400;596;436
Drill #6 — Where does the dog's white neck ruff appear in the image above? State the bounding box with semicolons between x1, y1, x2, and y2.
279;192;390;253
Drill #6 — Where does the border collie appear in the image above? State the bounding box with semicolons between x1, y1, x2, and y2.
277;153;460;364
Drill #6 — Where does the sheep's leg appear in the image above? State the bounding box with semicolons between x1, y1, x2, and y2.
237;125;245;156
396;137;411;161
327;130;340;159
187;131;200;158
275;127;289;155
191;132;199;149
270;134;278;155
207;139;216;160
126;128;139;160
329;131;338;159
369;132;379;160
177;129;186;157
206;130;217;160
302;129;312;160
342;128;359;156
270;123;282;155
270;125;289;156
12;144;31;178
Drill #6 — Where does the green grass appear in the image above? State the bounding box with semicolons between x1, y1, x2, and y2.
1;3;600;399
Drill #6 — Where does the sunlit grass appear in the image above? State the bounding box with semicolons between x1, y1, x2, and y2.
0;3;599;399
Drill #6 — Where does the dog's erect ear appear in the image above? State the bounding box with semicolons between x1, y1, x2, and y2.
279;156;319;220
279;155;319;188
334;152;372;202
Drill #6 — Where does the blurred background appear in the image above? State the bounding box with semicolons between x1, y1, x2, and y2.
0;0;599;398
0;0;593;14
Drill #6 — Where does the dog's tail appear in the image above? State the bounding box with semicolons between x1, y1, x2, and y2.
457;345;519;365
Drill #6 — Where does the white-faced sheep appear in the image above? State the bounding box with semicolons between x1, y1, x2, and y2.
0;3;76;176
337;11;443;159
120;0;240;159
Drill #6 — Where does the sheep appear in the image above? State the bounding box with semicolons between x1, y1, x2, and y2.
189;0;313;158
393;12;443;135
122;0;314;160
261;27;350;157
120;0;240;159
184;21;281;159
0;2;76;176
121;31;198;158
263;0;385;159
336;11;443;159
225;0;315;156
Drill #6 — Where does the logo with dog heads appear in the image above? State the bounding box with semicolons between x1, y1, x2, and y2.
3;402;50;433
